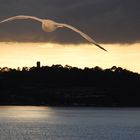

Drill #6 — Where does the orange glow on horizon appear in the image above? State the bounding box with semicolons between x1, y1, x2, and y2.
0;42;140;73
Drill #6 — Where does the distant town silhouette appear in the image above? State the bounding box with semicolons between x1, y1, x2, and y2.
0;62;140;106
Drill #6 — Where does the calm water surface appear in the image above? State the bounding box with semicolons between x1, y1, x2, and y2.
0;106;140;140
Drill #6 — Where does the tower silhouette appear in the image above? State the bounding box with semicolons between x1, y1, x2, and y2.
36;61;41;68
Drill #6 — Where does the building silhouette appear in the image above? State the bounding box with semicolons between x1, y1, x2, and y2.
36;61;41;68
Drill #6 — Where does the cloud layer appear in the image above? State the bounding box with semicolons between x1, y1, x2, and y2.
0;0;139;44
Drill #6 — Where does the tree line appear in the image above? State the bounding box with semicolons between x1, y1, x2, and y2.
0;65;139;106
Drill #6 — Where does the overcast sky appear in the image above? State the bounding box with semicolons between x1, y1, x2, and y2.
0;0;139;44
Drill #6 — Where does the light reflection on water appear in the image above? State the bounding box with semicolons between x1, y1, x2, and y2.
0;106;52;120
0;106;140;140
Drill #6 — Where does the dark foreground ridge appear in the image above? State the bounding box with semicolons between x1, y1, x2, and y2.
0;65;140;106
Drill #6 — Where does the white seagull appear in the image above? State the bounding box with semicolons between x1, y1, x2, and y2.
0;15;107;51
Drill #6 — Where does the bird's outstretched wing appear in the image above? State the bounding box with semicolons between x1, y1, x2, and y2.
60;23;107;52
0;15;43;24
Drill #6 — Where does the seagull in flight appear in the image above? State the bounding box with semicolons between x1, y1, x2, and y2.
0;15;107;51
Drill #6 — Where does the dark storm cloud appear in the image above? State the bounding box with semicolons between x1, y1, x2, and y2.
0;0;139;44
